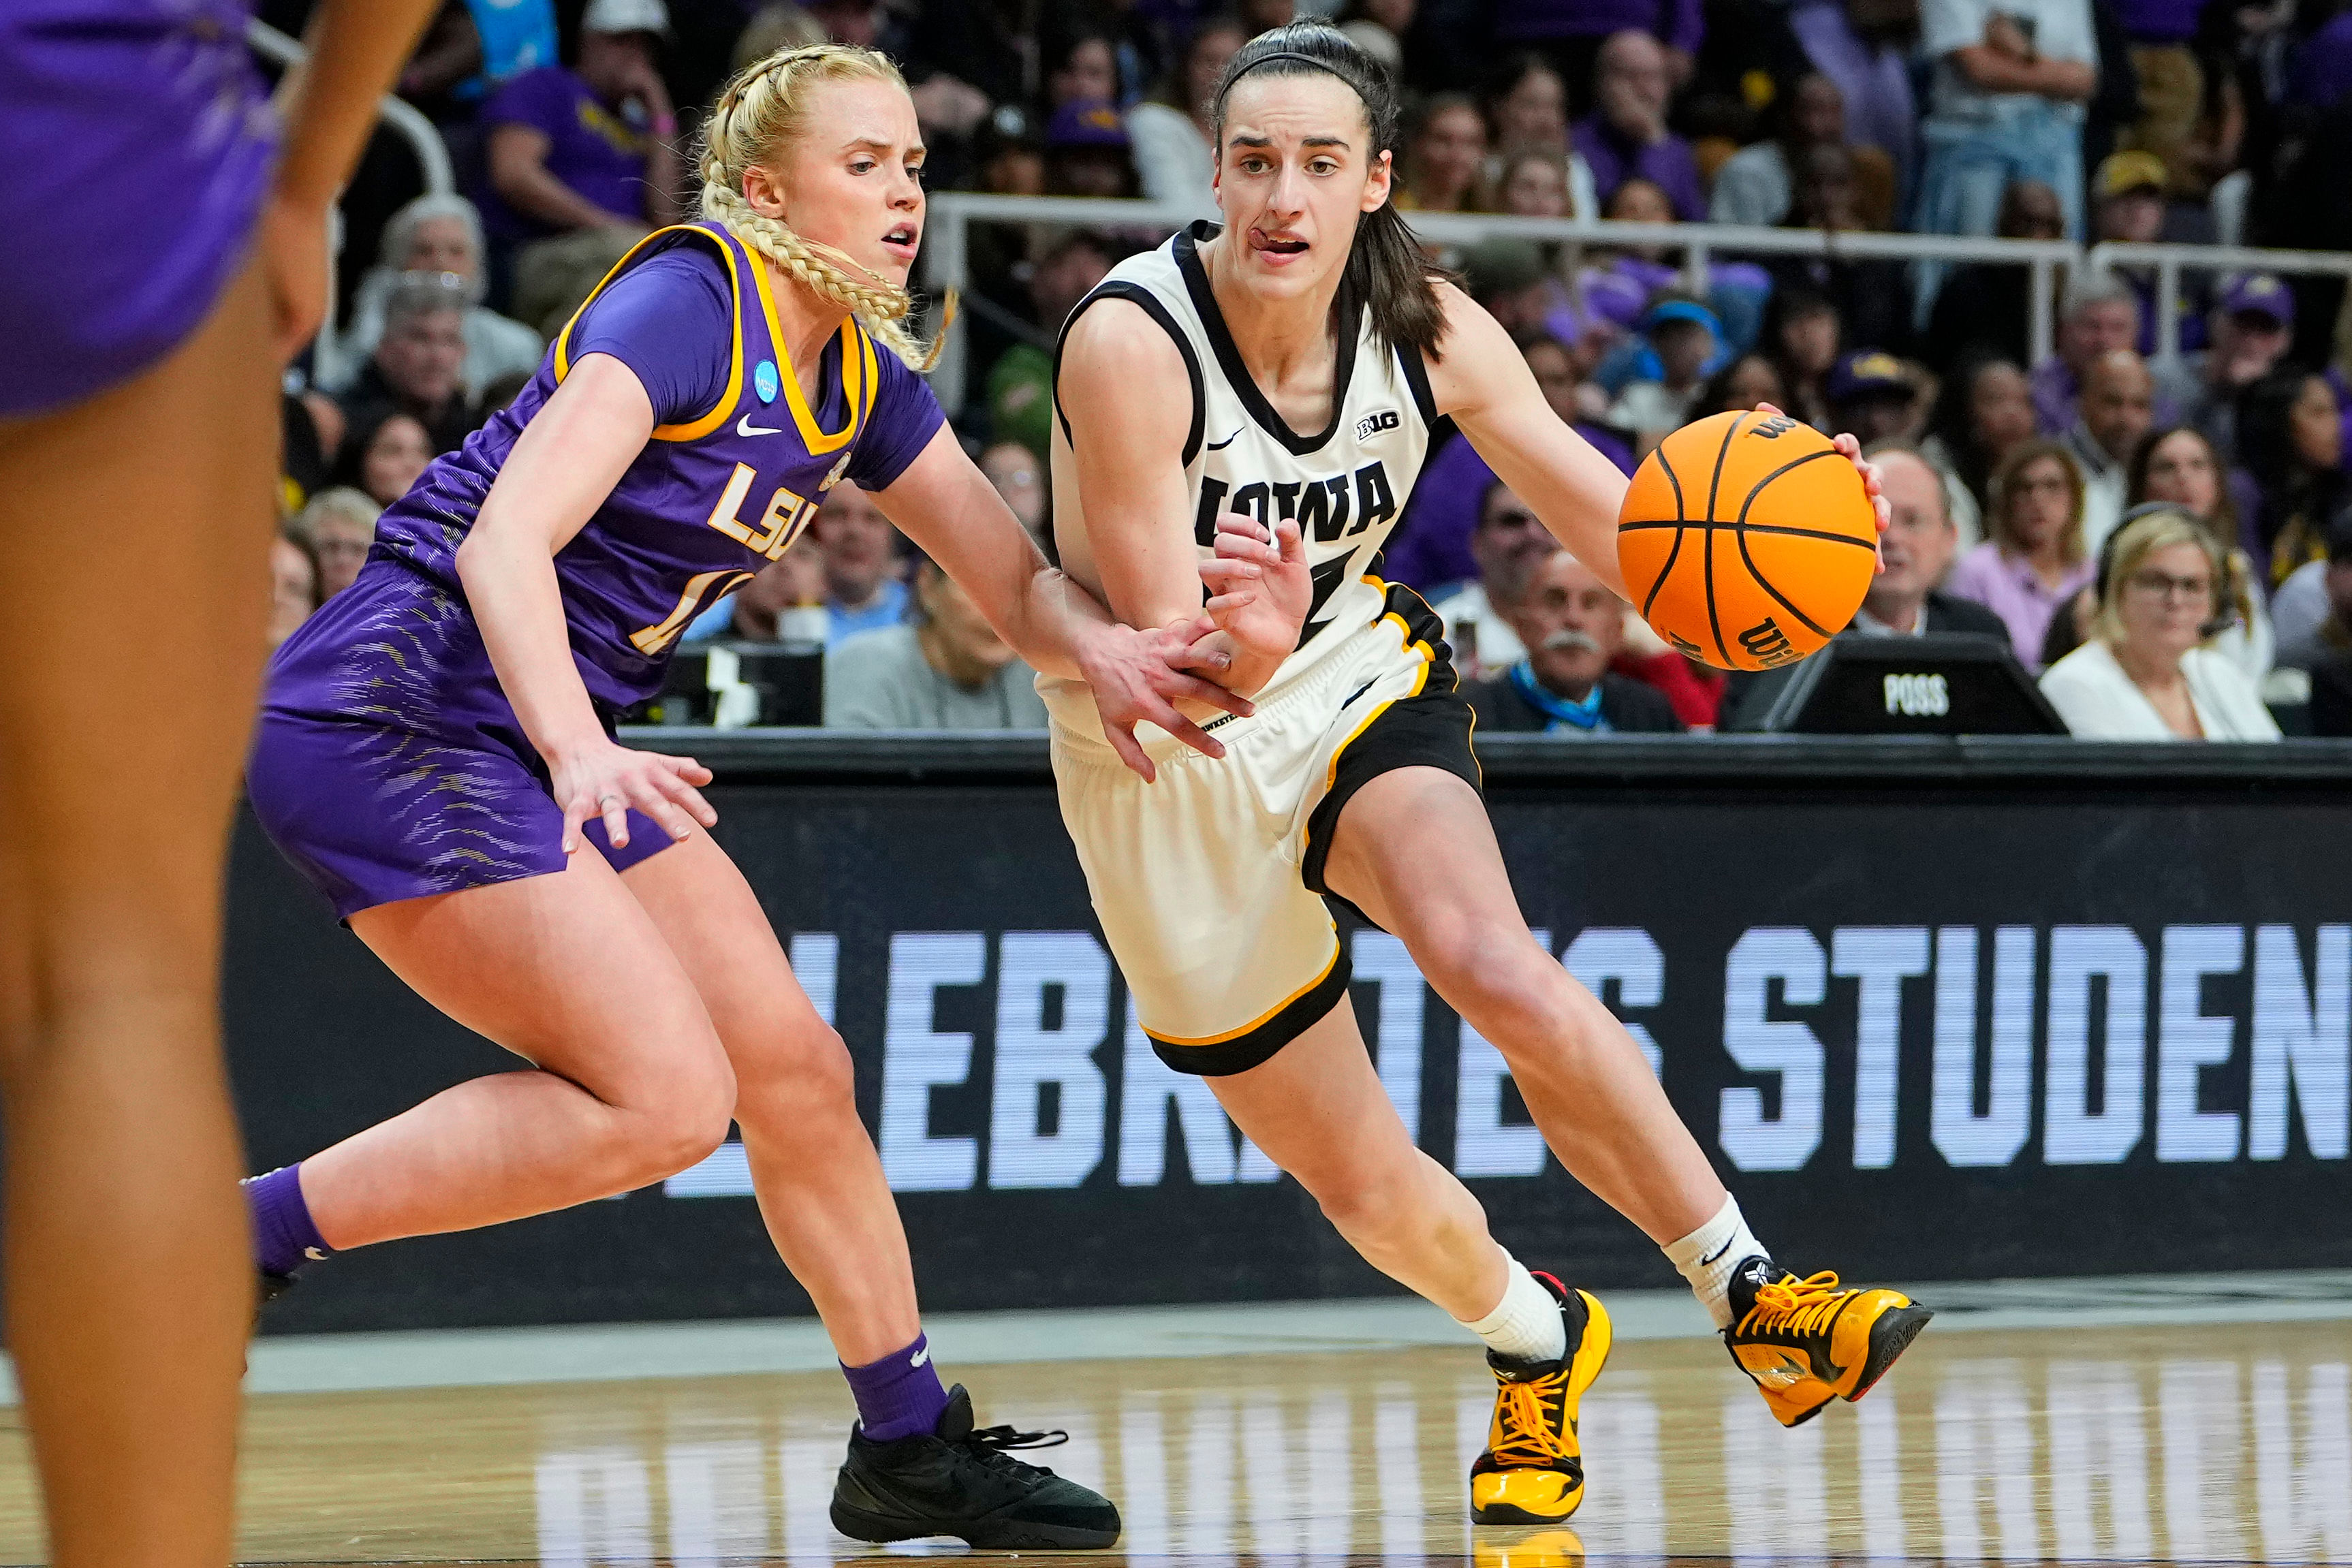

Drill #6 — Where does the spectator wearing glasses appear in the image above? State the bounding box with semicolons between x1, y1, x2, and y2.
2039;508;2281;738
1469;549;1684;734
1946;439;2096;668
1432;480;1564;679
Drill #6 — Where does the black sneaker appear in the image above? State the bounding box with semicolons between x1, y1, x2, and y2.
830;1384;1121;1549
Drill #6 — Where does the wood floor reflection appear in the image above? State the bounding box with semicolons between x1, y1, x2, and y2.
0;1318;2345;1564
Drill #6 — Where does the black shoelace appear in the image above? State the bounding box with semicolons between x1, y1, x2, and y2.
960;1422;1069;1480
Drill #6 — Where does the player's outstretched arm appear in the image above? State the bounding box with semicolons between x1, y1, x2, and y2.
261;0;441;359
868;424;1252;781
1432;287;1890;589
457;353;719;853
1426;283;1643;601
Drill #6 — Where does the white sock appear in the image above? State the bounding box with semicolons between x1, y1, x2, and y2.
1460;1255;1567;1364
1663;1194;1767;1330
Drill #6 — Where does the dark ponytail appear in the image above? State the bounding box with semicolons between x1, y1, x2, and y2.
1210;22;1452;363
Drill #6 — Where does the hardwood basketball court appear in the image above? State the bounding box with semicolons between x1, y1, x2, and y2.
0;1273;2343;1565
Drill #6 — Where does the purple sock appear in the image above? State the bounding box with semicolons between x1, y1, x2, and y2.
842;1334;949;1442
244;1164;331;1277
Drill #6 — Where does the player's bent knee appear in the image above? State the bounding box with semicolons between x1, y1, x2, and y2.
1419;919;1556;1018
732;1023;856;1112
630;1054;739;1178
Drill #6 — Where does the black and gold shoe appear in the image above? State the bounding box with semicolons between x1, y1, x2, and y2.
1469;1273;1613;1524
1722;1257;1932;1428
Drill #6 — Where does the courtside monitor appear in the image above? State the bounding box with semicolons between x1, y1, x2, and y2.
1758;633;2068;735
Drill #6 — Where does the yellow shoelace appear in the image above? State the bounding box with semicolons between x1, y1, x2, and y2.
1491;1373;1575;1464
1741;1270;1849;1336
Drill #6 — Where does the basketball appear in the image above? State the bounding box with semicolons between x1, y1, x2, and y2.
1616;410;1878;672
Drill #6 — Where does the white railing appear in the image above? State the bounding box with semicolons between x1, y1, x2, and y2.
2086;241;2352;365
920;193;2078;414
247;18;455;388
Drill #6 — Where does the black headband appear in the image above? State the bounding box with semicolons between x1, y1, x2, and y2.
1217;50;1361;107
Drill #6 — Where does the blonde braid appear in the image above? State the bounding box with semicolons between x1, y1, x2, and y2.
698;44;955;373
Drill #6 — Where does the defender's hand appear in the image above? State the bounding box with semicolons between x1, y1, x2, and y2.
1077;618;1254;783
1199;514;1312;655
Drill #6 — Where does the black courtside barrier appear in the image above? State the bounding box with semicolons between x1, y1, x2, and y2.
227;734;2352;1333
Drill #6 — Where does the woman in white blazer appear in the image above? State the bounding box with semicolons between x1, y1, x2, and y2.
2041;507;2283;740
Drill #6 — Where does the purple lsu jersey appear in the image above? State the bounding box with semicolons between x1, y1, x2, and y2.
248;221;944;918
369;220;940;710
1;0;277;417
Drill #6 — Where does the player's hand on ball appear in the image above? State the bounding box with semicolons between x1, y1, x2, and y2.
1076;619;1254;783
1756;404;1894;574
1200;514;1311;657
548;738;718;853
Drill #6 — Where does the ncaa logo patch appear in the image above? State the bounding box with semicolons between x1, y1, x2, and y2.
754;359;781;403
1353;408;1400;442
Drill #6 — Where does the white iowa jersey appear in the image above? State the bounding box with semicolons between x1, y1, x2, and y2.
1048;222;1436;704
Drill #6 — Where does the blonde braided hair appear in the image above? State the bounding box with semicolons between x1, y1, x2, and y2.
699;44;954;372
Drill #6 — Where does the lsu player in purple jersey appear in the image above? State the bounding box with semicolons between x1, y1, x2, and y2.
240;43;1242;1550
1052;22;1930;1529
0;2;433;1561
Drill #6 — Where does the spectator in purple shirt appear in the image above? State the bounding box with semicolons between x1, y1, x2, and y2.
480;0;684;243
1573;31;1708;219
1945;439;2097;668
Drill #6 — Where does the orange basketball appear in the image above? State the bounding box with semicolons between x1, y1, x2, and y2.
1616;410;1877;672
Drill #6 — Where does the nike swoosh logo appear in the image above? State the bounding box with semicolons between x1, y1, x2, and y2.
1701;1238;1736;1266
909;1346;930;1368
737;413;783;437
1206;428;1242;450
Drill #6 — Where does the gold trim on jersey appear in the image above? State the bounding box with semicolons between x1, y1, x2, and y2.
745;253;875;456
1142;937;1345;1048
551;224;747;443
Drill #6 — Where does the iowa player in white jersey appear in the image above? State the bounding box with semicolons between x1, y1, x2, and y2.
1050;22;1934;1526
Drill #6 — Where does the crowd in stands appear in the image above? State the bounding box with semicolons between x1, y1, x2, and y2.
257;0;2352;740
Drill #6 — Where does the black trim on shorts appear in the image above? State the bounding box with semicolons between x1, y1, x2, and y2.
1299;582;1483;905
1146;943;1355;1078
1053;281;1206;467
